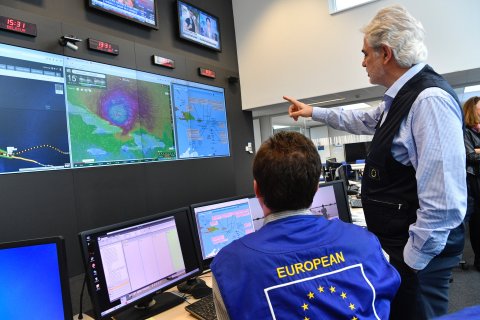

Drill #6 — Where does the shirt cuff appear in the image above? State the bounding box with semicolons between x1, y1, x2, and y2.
403;237;435;270
311;107;327;122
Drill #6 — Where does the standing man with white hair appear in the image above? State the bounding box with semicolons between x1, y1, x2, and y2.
284;5;466;320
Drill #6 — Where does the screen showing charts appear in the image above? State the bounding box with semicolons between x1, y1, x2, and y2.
0;42;230;174
79;208;201;319
193;197;255;261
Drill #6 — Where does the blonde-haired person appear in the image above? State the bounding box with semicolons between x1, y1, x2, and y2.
463;96;480;272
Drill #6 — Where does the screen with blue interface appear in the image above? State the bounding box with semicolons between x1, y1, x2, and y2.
192;197;255;262
172;83;229;158
0;237;72;320
0;42;229;174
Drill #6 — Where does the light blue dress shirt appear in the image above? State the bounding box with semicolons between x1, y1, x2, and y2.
312;63;467;269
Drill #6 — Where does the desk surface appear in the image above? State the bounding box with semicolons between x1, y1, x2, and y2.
75;276;212;320
149;275;213;320
350;163;365;170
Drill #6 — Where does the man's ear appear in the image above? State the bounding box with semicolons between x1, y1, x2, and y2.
381;44;393;64
253;180;261;198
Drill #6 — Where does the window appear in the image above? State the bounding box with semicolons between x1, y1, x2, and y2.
328;0;379;14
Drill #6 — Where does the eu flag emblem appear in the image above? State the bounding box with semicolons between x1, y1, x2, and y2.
264;264;381;320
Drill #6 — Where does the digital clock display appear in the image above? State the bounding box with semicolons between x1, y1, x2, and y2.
199;67;216;79
0;16;37;37
88;38;119;55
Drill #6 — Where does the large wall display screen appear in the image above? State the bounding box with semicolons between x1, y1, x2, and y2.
0;43;230;174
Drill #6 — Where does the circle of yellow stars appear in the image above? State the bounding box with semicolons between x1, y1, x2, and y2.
300;285;360;320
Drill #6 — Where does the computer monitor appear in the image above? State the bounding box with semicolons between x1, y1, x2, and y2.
78;207;202;320
344;142;371;164
334;164;359;196
325;158;342;182
0;236;73;319
190;195;257;269
310;180;353;223
248;196;265;231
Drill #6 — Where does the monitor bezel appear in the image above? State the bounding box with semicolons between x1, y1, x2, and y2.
78;207;202;320
176;0;222;52
316;180;353;223
189;194;254;270
0;236;73;320
87;0;160;30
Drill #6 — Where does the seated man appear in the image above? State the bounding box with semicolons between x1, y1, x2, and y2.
211;132;400;319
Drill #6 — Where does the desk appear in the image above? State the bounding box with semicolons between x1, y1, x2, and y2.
74;276;212;320
147;277;211;320
350;207;366;227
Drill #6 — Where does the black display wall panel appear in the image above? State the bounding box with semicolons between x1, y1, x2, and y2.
0;0;254;277
0;170;79;273
144;158;236;212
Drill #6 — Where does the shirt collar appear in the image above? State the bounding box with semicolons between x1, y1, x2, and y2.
385;62;426;102
263;208;313;225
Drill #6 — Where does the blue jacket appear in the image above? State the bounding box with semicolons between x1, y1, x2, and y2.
211;215;400;320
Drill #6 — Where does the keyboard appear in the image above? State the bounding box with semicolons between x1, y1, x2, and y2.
350;197;363;208
185;294;217;320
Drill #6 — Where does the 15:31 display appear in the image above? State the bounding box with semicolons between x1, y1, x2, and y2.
0;16;37;37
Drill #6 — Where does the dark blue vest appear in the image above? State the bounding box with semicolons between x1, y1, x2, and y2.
361;65;464;256
211;215;400;320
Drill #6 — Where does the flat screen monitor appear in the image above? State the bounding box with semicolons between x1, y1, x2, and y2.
248;196;265;231
310;180;352;223
78;208;202;319
177;0;221;51
344;141;371;164
0;236;73;319
88;0;159;29
325;158;342;182
0;42;230;175
190;195;257;269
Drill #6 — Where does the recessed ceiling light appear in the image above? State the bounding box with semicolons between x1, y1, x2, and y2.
309;98;345;106
464;85;480;93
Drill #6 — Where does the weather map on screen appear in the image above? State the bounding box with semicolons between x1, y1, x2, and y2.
136;71;176;160
194;198;254;260
64;58;176;167
172;83;229;158
0;42;230;175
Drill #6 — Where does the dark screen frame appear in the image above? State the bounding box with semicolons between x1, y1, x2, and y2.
176;0;222;52
0;236;73;320
78;207;202;320
87;0;160;29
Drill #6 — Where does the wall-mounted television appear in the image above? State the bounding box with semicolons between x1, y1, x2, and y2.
88;0;159;29
177;0;221;51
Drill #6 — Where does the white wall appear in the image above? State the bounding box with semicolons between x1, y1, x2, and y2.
232;0;480;110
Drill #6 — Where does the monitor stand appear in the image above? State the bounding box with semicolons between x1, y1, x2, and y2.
112;292;184;320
